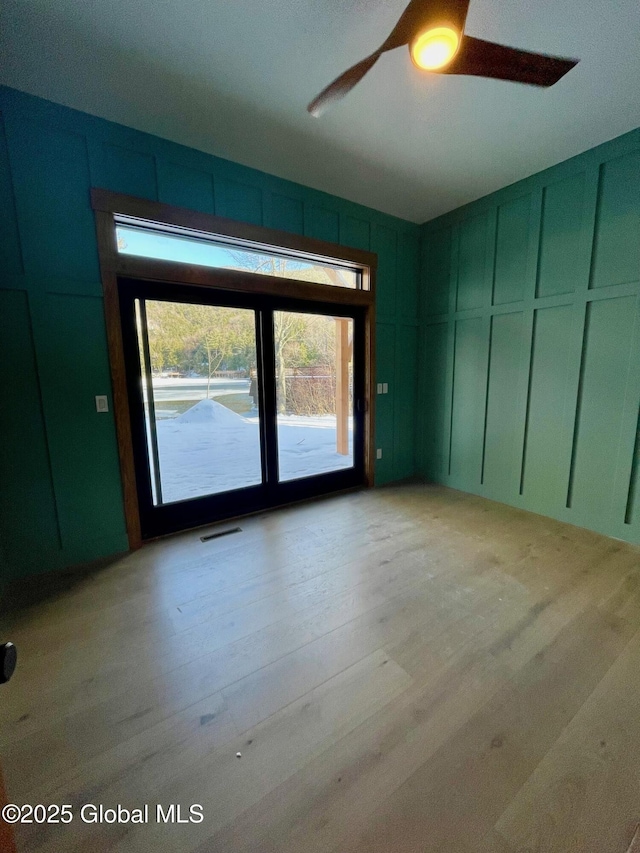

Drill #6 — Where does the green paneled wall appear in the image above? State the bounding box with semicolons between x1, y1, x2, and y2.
449;316;488;484
483;311;529;498
0;85;420;584
419;129;640;545
522;304;575;514
0;291;61;574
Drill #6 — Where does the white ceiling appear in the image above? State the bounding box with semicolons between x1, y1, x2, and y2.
1;0;639;222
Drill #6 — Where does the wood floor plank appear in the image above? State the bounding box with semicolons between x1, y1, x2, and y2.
206;654;509;853
3;483;639;853
15;691;238;852
496;627;640;853
2;516;431;726
2;538;420;714
43;650;411;853
2;544;431;793
331;606;638;852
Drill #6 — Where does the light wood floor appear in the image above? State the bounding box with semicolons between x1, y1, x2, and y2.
2;483;640;853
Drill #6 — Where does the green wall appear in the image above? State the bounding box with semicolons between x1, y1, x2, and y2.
0;85;420;583
419;129;640;545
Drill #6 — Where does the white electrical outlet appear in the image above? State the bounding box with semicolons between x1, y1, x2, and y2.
376;448;383;460
95;395;109;413
382;383;388;394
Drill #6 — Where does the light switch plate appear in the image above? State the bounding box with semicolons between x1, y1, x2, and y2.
377;383;383;394
382;383;388;394
376;448;383;460
95;395;109;413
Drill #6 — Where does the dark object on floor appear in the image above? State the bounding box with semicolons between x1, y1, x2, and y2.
201;527;243;542
0;642;17;684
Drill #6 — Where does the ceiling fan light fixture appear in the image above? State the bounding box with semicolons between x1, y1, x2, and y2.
410;25;460;71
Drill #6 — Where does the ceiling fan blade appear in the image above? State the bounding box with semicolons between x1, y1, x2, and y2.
382;0;471;51
443;35;578;86
308;51;382;116
308;0;471;115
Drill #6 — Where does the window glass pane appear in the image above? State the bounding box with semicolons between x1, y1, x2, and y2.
139;299;263;504
274;311;354;482
117;225;360;288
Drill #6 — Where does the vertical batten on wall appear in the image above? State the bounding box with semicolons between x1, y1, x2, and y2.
420;131;640;545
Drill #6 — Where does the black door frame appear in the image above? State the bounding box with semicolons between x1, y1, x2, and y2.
119;277;366;538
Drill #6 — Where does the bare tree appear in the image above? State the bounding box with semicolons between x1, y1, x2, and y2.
145;301;254;394
229;252;308;414
273;311;306;413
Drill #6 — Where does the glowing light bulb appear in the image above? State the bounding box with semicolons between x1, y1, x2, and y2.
411;26;460;71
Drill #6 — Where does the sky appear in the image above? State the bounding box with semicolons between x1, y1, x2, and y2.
117;225;329;277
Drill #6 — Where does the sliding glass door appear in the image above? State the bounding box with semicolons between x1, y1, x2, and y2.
119;279;364;537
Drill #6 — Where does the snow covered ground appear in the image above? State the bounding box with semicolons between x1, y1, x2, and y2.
154;398;353;503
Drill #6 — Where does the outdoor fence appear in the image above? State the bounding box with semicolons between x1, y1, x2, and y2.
283;369;353;416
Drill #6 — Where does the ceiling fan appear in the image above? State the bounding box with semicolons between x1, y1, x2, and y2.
308;0;579;116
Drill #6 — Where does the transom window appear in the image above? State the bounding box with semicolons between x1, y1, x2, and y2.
115;220;364;290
